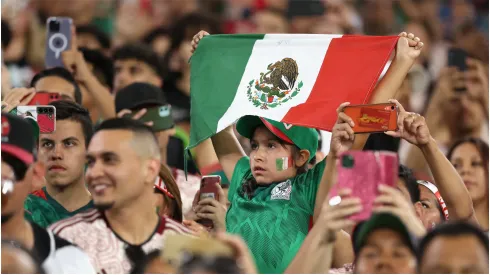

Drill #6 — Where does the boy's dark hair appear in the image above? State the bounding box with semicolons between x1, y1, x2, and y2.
50;100;93;147
96;117;154;135
169;13;222;52
417;221;489;270
2;19;12;49
112;43;164;79
143;27;169;45
398;164;420;203
79;47;114;89
30;67;82;104
76;25;111;50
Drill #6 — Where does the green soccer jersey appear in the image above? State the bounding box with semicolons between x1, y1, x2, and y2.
24;187;94;228
226;157;327;274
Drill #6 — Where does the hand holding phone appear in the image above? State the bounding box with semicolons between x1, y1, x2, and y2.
342;103;398;134
196;176;226;230
328;150;398;222
384;99;432;147
26;92;61;106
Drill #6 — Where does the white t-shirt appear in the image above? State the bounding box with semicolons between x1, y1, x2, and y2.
49;209;193;273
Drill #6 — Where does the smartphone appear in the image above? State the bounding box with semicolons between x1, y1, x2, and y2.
130;105;174;131
197;175;221;228
343;103;398;133
448;48;468;92
45;17;73;68
448;48;467;72
161;235;234;267
26;92;61;106
328;151;398;222
16;106;56;133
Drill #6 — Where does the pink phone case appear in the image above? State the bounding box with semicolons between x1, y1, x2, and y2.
329;151;398;222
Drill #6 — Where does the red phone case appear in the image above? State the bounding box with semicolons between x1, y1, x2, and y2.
329;151;398;222
37;112;55;133
27;92;60;106
199;176;221;202
197;176;221;228
343;103;398;133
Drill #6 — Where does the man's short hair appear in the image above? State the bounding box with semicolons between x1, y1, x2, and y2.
79;47;114;89
76;25;111;50
50;100;93;147
95;118;160;159
398;164;420;204
169;13;221;52
417;221;489;268
112;43;164;79
30;67;82;104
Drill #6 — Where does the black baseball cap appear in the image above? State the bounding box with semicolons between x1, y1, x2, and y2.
115;82;175;132
1;113;37;166
352;213;418;254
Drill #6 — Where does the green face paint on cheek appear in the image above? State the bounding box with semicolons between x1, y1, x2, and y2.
276;157;292;171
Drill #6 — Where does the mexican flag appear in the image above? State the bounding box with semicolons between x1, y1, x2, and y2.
188;34;398;150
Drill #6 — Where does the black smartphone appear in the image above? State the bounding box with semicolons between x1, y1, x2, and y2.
448;48;467;92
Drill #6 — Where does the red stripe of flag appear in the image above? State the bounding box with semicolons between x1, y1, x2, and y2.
282;35;398;131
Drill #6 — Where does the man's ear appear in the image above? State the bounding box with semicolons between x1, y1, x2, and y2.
294;149;310;168
145;158;161;184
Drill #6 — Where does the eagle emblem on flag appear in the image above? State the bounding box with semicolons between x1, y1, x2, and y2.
247;58;303;110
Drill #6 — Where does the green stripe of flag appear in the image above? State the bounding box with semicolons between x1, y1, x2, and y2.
188;34;265;149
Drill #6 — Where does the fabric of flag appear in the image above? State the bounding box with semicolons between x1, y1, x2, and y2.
188;34;398;150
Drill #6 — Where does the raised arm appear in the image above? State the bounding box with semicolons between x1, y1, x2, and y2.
211;126;246;183
386;99;476;222
191;30;245;179
313;32;425;222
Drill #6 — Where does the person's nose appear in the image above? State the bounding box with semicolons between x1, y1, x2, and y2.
254;147;267;162
50;144;63;161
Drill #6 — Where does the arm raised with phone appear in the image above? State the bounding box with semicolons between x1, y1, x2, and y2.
386;99;477;224
61;26;115;120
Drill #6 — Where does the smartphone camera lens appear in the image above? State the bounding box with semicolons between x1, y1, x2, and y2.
342;155;355;168
391;105;395;110
49;20;60;32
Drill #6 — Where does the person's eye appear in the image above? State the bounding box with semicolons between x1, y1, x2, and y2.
250;143;258;150
452;162;461;169
268;143;276;149
472;161;483;167
421;202;429;209
64;140;76;147
103;155;117;164
41;141;53;148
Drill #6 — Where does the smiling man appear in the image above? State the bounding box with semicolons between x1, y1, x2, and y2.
24;100;94;228
49;118;193;273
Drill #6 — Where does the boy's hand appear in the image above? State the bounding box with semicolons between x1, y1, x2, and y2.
395;32;424;63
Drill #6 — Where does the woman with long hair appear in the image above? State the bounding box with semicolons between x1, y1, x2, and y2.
447;137;489;231
154;163;183;222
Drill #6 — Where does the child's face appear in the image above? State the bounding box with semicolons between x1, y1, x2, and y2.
249;126;298;184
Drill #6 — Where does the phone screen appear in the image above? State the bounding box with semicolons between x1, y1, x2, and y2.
343;103;398;133
16;106;56;133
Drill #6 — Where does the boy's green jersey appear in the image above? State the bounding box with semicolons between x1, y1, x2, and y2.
24;187;94;228
226;157;327;274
